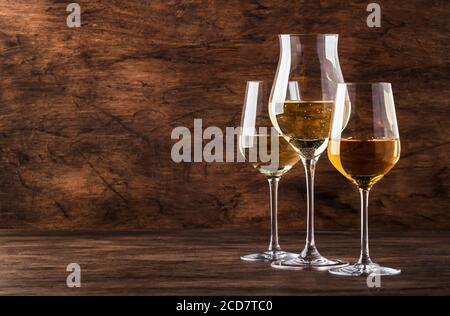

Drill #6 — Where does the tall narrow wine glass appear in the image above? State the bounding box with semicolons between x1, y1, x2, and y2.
328;83;401;276
239;81;300;262
269;34;347;269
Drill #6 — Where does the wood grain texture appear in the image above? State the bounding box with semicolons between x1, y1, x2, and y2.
0;229;449;295
0;0;448;229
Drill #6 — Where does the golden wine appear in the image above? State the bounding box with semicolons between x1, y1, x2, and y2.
328;138;400;189
241;134;299;177
274;100;334;159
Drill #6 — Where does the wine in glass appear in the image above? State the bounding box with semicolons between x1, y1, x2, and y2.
328;82;401;276
269;34;347;269
239;81;300;262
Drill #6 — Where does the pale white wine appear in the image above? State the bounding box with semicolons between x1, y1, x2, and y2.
240;134;299;177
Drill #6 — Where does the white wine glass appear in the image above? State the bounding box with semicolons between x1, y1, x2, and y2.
239;81;300;262
328;82;401;276
269;34;347;270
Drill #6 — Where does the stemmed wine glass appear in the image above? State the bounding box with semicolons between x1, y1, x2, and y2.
239;81;300;262
269;34;347;269
328;83;401;276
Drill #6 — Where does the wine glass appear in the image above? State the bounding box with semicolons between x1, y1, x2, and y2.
239;81;300;262
328;82;401;276
269;34;347;269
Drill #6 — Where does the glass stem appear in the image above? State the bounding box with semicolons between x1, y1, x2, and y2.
267;177;281;252
358;188;372;265
301;157;319;256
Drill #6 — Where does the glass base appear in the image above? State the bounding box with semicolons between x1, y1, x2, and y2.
271;245;348;270
271;255;348;271
240;250;298;262
329;263;401;276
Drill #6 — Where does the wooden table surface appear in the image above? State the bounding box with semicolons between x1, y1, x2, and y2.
0;230;448;295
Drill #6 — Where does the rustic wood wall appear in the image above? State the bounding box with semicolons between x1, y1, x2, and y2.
0;0;448;229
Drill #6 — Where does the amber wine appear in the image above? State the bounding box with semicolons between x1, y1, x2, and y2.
328;138;400;189
240;134;299;177
274;100;334;159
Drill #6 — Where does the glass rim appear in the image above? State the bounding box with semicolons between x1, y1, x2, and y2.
338;82;392;86
278;33;339;37
246;80;264;84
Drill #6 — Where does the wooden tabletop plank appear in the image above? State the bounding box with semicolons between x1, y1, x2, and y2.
0;230;448;295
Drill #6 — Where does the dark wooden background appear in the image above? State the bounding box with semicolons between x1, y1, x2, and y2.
0;0;448;230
